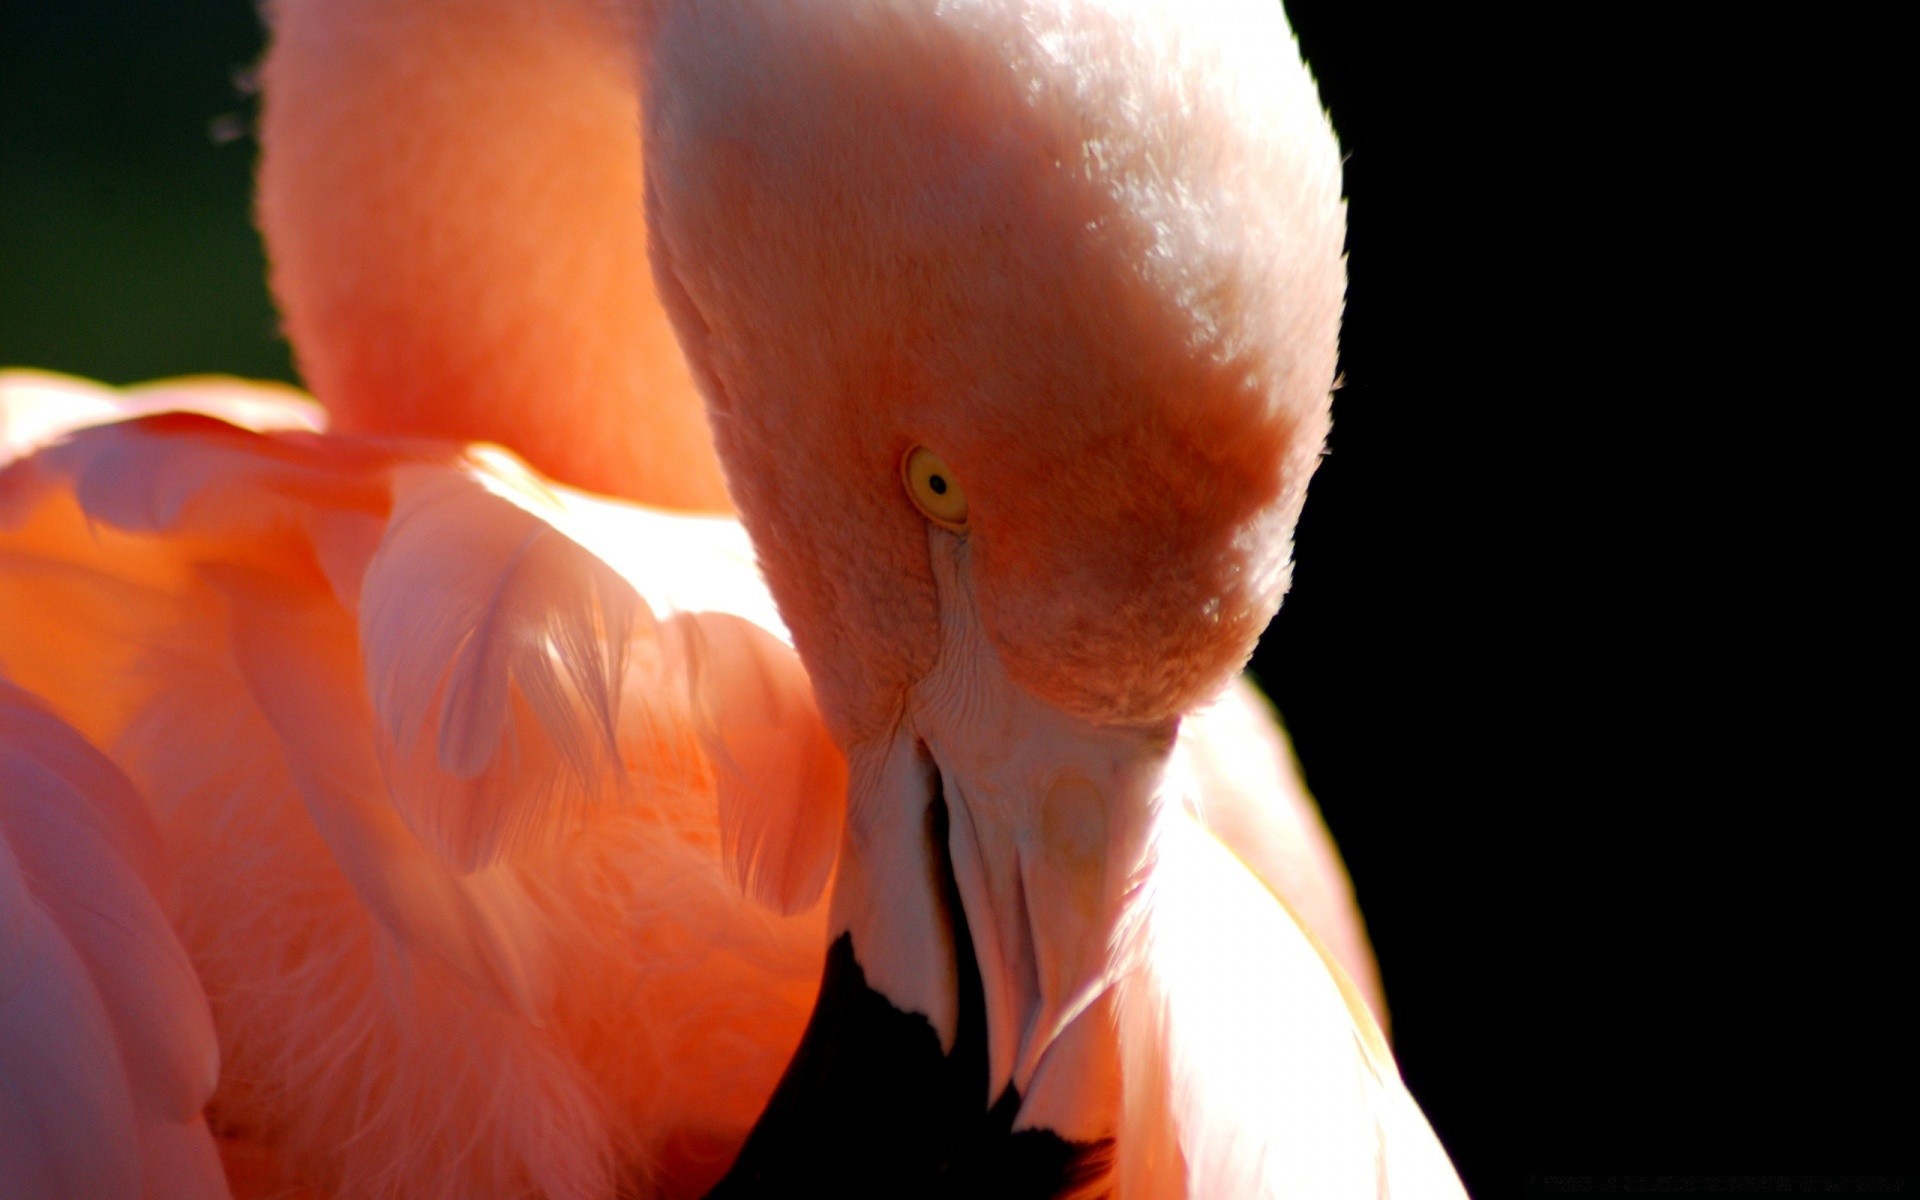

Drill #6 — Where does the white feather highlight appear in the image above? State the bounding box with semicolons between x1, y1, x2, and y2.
1115;809;1466;1200
0;369;320;468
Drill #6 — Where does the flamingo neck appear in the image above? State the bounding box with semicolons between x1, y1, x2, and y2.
256;0;732;510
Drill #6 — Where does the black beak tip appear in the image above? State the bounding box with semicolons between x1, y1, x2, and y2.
708;789;1113;1198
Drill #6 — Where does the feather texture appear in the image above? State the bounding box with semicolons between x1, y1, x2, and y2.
361;465;639;871
0;839;143;1200
1114;808;1465;1199
0;369;319;467
218;564;556;1017
494;477;848;915
0;682;227;1200
27;412;401;539
1182;678;1386;1026
672;610;846;914
0;376;830;1198
0;692;219;1121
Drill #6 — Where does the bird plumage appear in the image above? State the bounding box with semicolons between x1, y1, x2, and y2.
255;0;731;511
0;0;1463;1194
0;680;225;1200
0;373;828;1198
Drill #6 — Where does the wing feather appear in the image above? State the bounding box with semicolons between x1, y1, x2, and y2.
0;368;319;468
135;1113;232;1200
0;837;142;1200
1114;809;1465;1199
1183;677;1387;1027
217;566;553;1018
523;477;847;914
668;610;846;914
12;404;841;912
360;464;640;871
0;685;219;1122
0;682;227;1199
0;387;834;1195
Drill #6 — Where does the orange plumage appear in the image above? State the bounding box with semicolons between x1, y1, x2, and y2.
0;372;829;1198
0;0;1465;1196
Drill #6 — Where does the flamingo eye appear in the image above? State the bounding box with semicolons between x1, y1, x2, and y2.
901;446;969;532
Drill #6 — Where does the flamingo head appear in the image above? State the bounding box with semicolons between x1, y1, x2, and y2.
643;0;1344;1182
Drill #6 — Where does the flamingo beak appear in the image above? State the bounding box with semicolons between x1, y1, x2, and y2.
712;531;1177;1195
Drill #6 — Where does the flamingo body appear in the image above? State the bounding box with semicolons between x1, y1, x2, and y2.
0;366;1402;1196
0;372;834;1199
0;0;1466;1193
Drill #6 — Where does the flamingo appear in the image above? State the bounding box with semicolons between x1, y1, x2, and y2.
0;0;1463;1196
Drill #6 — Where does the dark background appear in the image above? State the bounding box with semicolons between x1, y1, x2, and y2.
0;3;1902;1198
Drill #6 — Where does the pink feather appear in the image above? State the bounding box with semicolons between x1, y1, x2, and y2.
0;682;227;1200
1114;808;1465;1199
0;384;831;1198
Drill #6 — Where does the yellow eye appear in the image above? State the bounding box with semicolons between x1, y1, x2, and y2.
901;446;969;532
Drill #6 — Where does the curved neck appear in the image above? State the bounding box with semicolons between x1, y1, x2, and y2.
256;0;731;510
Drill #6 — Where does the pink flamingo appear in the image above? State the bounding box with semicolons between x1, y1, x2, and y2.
0;0;1462;1196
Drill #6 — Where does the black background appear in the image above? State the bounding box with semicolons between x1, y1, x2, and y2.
0;3;1903;1197
1255;4;1905;1196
